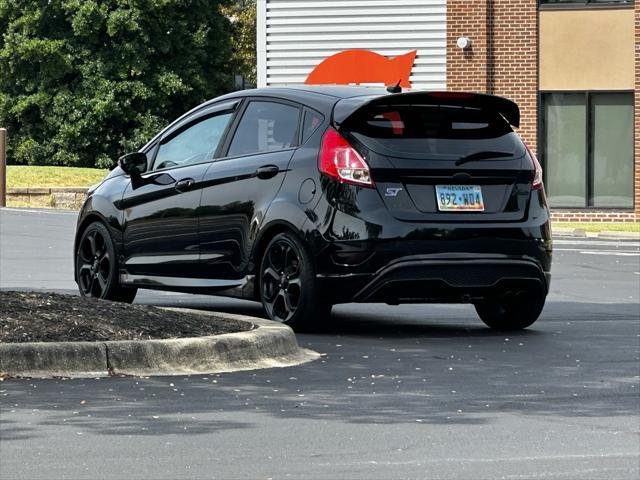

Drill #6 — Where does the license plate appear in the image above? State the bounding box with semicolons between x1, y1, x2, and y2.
436;185;485;212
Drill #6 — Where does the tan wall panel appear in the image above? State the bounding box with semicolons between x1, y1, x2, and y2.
540;9;634;91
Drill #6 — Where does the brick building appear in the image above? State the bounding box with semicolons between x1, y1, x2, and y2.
257;0;638;222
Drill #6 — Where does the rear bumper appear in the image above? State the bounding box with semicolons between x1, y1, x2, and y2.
307;183;552;304
317;256;550;304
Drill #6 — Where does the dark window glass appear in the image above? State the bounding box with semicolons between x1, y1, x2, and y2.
227;101;300;157
592;93;634;208
344;105;525;159
542;92;634;208
154;112;234;170
544;94;587;207
302;109;324;143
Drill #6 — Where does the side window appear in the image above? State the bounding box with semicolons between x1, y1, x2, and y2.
227;101;300;157
153;112;234;171
302;109;324;143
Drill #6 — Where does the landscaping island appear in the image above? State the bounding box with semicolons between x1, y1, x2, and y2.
0;291;251;343
0;291;318;378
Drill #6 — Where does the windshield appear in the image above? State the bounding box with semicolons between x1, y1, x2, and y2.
344;104;525;159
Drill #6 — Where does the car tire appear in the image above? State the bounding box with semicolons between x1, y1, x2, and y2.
76;221;137;303
474;288;546;331
259;232;331;330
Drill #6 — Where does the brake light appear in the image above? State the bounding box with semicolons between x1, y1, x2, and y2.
524;142;543;190
319;128;373;187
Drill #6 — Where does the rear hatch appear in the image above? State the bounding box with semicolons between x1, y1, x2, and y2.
335;92;535;222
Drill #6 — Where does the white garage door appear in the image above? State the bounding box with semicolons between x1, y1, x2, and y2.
258;0;447;91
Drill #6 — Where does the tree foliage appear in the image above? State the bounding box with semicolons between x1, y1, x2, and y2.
221;0;256;87
0;0;234;167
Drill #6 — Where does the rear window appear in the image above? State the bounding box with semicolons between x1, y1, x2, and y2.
344;105;524;158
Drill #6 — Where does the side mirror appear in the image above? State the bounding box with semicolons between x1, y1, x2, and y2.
118;152;147;176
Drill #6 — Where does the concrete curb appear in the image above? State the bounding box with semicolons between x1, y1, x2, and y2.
0;341;107;377
0;309;320;378
552;227;587;238
553;228;640;241
596;231;640;240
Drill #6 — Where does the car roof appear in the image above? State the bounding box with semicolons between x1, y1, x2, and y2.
224;85;391;100
204;86;392;112
270;85;391;99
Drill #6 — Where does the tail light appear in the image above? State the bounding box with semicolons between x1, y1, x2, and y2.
319;128;373;187
524;142;543;190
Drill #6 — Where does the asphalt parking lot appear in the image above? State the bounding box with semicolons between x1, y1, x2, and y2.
1;208;639;479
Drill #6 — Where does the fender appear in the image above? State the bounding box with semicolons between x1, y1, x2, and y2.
251;198;310;263
73;175;129;280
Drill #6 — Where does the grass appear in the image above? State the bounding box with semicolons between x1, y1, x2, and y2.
6;165;108;188
552;222;640;233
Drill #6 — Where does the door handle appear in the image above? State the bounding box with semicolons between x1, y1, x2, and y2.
256;165;279;180
174;178;195;192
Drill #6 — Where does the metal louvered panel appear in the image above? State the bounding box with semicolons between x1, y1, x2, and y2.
257;0;447;91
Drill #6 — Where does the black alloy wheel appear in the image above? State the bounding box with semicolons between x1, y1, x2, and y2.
76;222;137;303
259;232;331;329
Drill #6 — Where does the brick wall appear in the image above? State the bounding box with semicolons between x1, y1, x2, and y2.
447;0;538;151
446;1;490;93
635;2;640;218
550;211;638;223
489;1;538;152
447;0;638;222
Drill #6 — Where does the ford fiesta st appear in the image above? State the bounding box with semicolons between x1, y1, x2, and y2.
74;86;552;330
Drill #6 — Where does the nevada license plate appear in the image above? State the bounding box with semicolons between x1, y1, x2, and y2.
436;185;485;212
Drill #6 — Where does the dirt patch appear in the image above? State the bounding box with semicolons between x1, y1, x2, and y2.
0;291;253;343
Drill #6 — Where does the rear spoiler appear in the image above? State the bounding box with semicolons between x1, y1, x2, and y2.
333;91;521;128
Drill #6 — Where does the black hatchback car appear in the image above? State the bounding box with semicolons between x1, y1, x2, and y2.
74;86;552;330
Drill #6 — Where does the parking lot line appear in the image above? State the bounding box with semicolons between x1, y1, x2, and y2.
554;248;640;256
554;239;640;248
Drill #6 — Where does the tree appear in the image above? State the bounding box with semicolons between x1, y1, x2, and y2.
0;0;234;168
221;0;256;87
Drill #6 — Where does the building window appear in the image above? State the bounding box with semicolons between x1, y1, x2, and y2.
541;92;634;209
539;1;633;6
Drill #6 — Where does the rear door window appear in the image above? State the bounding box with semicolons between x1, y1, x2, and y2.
345;105;524;159
227;101;301;157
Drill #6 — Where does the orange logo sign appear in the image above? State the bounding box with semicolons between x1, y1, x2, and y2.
305;50;417;88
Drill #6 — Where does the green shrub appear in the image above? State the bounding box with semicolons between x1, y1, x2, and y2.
0;0;234;168
222;0;256;87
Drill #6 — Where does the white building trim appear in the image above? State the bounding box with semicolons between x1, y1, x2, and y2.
257;0;447;91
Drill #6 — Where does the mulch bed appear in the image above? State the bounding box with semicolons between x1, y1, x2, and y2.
0;291;253;343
